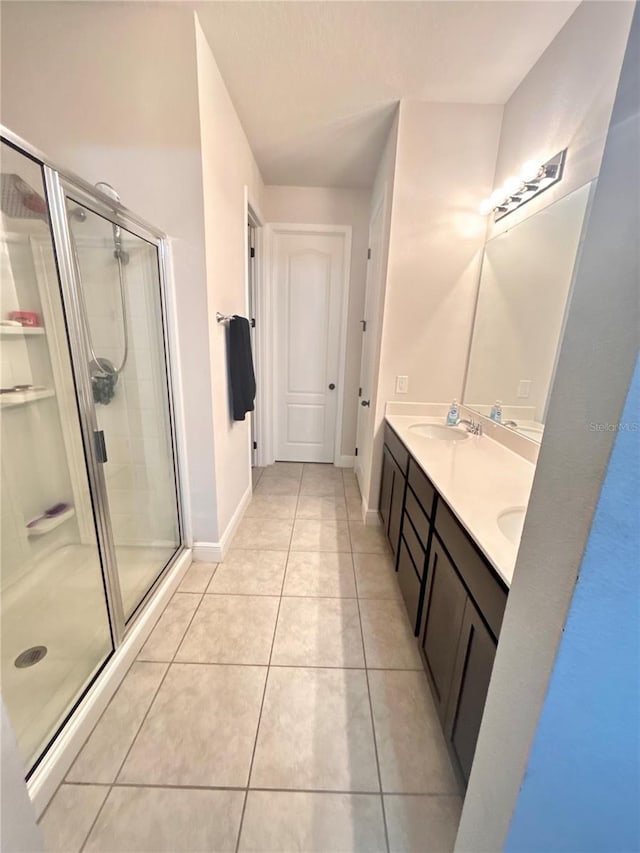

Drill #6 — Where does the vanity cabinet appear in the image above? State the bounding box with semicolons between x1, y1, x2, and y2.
379;421;509;788
379;425;408;558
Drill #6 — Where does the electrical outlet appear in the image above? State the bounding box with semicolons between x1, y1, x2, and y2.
517;379;532;399
396;375;409;394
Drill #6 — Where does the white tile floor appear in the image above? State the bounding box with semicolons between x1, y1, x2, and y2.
39;464;462;853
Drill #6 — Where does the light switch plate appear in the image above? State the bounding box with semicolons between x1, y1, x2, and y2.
517;379;532;398
396;375;409;394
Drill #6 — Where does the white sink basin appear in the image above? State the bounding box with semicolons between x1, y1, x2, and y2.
408;423;469;442
497;507;526;545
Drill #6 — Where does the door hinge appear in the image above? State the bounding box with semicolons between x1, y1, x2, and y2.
355;447;358;457
360;319;367;332
250;247;255;258
358;387;362;397
251;318;256;328
253;441;257;450
367;248;371;260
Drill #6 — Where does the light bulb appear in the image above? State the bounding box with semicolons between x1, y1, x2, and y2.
490;188;504;207
503;175;521;197
520;160;541;183
479;198;493;215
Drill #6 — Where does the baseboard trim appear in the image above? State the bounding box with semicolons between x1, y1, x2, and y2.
193;483;252;563
28;547;193;818
362;496;381;527
335;455;355;468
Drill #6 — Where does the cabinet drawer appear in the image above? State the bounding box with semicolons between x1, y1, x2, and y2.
408;458;436;518
384;424;409;473
397;537;422;635
404;486;430;545
402;514;427;579
435;502;507;639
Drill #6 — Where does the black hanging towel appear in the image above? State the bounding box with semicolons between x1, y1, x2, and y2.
227;315;256;421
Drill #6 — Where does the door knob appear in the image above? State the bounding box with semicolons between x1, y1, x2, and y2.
328;383;335;390
361;400;370;407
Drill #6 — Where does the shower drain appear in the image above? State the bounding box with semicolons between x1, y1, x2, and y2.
14;646;47;668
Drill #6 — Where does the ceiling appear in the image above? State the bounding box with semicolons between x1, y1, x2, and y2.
194;1;581;188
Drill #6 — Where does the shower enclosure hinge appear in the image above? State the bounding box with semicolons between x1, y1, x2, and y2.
251;318;256;328
250;247;255;258
94;430;108;464
367;248;371;260
355;447;358;457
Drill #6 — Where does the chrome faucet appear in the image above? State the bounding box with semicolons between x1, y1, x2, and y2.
456;418;483;436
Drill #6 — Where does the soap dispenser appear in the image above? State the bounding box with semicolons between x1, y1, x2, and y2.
446;399;460;426
489;400;503;423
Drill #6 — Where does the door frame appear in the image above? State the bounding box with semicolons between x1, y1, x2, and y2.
355;185;389;515
262;223;352;467
243;188;265;469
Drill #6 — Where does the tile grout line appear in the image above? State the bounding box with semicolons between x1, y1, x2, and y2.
78;588;207;853
350;500;392;853
233;495;295;853
65;779;461;797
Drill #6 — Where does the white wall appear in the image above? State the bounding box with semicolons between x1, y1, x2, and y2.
488;0;634;241
358;112;399;510
364;101;502;512
194;15;265;542
263;185;371;459
0;2;218;544
1;698;42;852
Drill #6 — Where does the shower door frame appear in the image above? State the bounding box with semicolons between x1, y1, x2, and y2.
46;171;186;642
1;126;187;649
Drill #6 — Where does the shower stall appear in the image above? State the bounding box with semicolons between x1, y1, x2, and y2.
0;130;184;778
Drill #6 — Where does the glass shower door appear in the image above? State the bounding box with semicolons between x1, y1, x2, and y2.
64;198;181;622
0;141;113;772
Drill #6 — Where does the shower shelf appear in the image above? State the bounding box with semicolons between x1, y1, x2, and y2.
0;388;55;408
26;507;75;537
0;326;45;336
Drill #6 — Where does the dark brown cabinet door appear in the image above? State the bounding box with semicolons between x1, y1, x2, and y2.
446;598;497;783
420;539;467;723
388;458;405;557
379;446;394;533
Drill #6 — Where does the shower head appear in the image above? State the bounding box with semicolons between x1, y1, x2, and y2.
93;182;129;264
1;173;47;220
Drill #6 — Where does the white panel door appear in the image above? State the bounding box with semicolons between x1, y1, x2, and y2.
355;193;386;493
274;230;345;462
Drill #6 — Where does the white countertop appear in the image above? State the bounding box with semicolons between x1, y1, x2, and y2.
385;404;536;586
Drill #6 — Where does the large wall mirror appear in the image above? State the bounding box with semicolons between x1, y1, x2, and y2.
464;181;594;443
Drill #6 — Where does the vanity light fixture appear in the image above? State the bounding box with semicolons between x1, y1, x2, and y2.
480;149;567;221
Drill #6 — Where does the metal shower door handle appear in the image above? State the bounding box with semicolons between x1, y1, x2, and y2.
94;429;108;463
